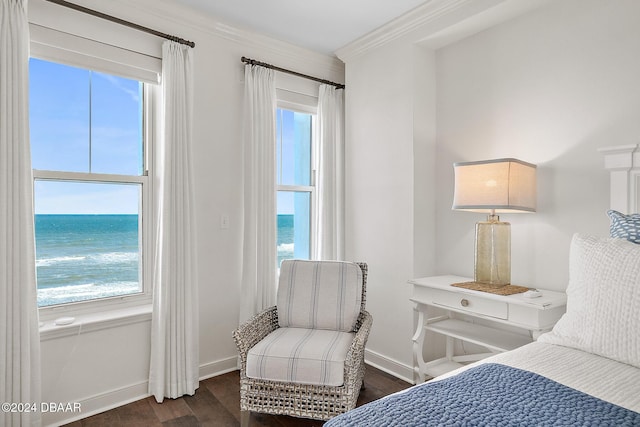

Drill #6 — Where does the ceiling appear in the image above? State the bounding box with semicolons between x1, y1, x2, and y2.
171;0;430;55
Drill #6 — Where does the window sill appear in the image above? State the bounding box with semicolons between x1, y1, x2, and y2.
39;304;152;341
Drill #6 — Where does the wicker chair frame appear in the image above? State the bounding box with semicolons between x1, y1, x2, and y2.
232;262;372;421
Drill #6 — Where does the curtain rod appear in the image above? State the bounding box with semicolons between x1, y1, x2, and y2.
241;56;345;90
44;0;195;48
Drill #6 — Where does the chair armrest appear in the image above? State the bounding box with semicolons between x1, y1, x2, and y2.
344;310;373;384
232;305;279;365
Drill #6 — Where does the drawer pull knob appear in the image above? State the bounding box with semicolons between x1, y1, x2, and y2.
460;299;469;307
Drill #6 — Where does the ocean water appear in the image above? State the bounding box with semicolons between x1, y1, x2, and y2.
277;214;294;267
35;214;297;307
35;214;140;307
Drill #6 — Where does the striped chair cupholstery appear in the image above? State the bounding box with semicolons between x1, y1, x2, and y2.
233;260;372;421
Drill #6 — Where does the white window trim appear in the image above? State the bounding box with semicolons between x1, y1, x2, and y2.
39;305;152;341
26;5;163;334
31;62;158;323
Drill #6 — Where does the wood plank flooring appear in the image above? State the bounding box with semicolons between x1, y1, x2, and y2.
64;365;412;426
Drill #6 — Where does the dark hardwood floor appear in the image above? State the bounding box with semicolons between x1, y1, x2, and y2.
64;365;411;426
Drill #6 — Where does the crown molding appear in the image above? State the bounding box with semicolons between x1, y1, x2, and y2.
210;21;345;80
335;0;552;62
64;0;344;81
335;0;474;62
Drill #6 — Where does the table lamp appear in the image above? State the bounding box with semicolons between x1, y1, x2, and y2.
452;158;537;286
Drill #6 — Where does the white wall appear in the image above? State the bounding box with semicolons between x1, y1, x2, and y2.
435;0;640;288
343;38;438;380
31;0;343;424
341;0;640;380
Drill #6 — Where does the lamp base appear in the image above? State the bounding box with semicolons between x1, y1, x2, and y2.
475;215;510;286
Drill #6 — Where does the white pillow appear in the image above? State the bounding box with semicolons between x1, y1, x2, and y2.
538;233;640;368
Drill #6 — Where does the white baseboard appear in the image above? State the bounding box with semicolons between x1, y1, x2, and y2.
42;380;149;427
43;356;240;427
364;349;415;384
199;355;239;380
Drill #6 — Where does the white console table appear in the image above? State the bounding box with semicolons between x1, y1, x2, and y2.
409;275;567;382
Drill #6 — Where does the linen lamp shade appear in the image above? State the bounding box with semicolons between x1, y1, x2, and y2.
452;158;537;286
452;158;537;213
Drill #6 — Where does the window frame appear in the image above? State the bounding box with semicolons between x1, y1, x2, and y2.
31;56;157;320
276;99;318;263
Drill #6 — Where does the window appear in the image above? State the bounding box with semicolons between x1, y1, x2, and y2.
30;57;153;308
276;107;315;267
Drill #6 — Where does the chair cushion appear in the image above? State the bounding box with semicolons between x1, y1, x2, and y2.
277;260;362;332
246;327;354;387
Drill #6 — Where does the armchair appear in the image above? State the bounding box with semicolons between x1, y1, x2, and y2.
233;260;372;420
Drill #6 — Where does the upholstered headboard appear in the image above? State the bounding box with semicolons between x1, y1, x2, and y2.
600;144;640;214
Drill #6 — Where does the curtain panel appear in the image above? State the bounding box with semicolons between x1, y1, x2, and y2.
149;40;199;402
239;65;277;322
0;0;42;425
315;84;345;261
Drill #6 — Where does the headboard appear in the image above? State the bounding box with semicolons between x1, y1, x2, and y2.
600;144;640;214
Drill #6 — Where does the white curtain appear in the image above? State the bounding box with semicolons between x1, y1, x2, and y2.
0;1;42;426
239;64;277;322
314;84;345;261
149;41;199;402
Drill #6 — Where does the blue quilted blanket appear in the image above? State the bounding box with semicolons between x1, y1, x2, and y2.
325;363;640;426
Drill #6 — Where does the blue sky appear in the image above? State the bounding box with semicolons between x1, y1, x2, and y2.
276;109;311;215
30;58;142;214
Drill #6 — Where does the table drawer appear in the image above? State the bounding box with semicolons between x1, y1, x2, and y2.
430;289;508;320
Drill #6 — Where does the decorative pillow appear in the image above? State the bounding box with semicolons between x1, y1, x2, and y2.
538;234;640;368
608;210;640;244
277;260;362;332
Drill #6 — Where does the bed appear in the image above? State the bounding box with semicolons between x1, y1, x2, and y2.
326;146;640;426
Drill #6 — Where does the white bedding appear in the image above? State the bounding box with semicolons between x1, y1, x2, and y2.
432;341;640;413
